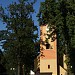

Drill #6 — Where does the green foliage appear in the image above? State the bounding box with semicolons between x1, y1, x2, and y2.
0;49;7;74
38;0;75;74
0;0;38;75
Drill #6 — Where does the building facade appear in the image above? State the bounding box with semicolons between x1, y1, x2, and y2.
34;25;67;75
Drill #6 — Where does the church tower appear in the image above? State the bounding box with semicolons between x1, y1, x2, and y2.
34;25;67;75
40;25;57;75
34;25;57;75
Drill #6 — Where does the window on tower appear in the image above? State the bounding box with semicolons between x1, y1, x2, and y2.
48;65;50;69
46;43;50;49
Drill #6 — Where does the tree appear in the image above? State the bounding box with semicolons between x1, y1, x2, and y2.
0;49;7;75
0;0;38;75
38;0;75;75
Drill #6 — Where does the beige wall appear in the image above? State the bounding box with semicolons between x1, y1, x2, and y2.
60;66;67;75
40;59;57;75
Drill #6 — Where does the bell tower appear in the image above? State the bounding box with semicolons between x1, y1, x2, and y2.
34;24;67;75
39;25;57;75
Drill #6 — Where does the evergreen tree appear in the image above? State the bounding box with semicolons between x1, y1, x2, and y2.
0;0;38;75
38;0;75;75
0;49;7;75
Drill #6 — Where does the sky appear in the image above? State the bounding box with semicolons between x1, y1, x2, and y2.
0;0;44;30
0;0;44;50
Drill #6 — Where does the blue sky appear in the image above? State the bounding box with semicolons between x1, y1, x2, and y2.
0;0;44;50
0;0;44;30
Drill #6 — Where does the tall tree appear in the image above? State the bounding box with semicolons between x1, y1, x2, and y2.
0;0;38;75
0;49;7;75
38;0;75;75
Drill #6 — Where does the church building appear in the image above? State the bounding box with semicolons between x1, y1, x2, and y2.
34;25;67;75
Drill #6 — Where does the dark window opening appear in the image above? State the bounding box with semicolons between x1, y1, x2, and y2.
46;43;50;49
48;65;50;69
